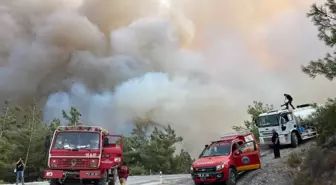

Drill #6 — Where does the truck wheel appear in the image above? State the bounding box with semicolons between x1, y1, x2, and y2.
96;172;107;185
108;169;117;185
225;168;237;185
108;179;115;185
291;132;299;148
49;179;60;185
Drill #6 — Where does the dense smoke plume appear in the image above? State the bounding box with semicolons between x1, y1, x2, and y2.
0;0;335;156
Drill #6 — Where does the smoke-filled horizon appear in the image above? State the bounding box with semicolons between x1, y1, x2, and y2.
0;0;335;156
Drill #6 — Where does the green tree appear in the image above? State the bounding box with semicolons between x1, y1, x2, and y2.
172;149;193;173
302;0;336;80
293;2;336;184
62;107;81;126
303;98;336;144
0;101;49;182
145;125;183;174
121;122;192;175
233;101;274;141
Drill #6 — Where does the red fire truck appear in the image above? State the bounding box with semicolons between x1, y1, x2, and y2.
190;131;261;185
44;125;123;185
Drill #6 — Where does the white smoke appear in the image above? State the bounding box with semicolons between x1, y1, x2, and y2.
2;0;335;157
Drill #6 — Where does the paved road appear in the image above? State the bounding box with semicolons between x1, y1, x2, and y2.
4;174;191;185
5;146;273;185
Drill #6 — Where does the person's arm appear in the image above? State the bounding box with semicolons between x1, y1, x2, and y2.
275;134;279;144
16;158;22;164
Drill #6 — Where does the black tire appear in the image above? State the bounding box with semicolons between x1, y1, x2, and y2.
225;168;237;185
49;179;60;185
96;171;107;185
108;169;117;185
291;132;299;148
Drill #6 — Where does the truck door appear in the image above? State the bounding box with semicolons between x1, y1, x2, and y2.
233;140;261;172
100;135;123;168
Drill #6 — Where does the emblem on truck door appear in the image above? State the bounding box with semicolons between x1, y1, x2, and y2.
242;156;250;164
71;159;77;167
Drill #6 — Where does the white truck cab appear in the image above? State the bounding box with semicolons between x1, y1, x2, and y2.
257;104;319;147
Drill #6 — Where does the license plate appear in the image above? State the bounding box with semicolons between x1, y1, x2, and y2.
198;173;209;177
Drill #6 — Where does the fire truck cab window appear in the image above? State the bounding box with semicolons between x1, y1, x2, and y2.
237;141;245;150
103;137;109;147
53;132;100;150
232;143;239;152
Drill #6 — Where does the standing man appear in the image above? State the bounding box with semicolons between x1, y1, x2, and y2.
118;161;130;185
282;93;295;110
272;129;281;158
16;158;25;185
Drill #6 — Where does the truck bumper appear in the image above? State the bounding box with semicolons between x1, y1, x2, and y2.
44;169;101;179
191;172;226;184
259;134;291;145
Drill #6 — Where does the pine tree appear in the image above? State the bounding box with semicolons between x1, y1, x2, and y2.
302;0;336;80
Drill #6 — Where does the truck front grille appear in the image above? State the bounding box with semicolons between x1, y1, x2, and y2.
58;158;89;169
194;167;216;173
263;137;272;143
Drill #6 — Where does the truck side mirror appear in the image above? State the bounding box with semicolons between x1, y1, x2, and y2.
103;138;109;147
253;118;258;126
233;150;241;156
45;136;50;149
204;144;209;148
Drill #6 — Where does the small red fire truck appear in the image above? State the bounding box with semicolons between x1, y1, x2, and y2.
44;125;123;185
190;131;261;185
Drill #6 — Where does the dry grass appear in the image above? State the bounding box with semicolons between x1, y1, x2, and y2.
287;151;303;168
293;145;336;185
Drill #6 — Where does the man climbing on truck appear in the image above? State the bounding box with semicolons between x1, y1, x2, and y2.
282;93;295;110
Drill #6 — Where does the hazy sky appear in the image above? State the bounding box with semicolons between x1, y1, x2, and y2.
0;0;334;156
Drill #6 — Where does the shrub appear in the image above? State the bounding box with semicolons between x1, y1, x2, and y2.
129;166;146;176
287;152;303;168
294;140;336;185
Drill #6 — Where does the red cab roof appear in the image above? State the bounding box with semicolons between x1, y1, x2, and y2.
214;131;255;143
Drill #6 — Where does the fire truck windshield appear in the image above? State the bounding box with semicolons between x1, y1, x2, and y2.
52;132;100;150
199;143;230;157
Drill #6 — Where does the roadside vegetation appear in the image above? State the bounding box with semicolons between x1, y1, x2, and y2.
292;0;336;184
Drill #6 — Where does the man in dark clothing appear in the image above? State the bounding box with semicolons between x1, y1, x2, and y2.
271;129;281;158
16;158;25;185
282;94;295;110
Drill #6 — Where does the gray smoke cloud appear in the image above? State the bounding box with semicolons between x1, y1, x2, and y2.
0;0;335;157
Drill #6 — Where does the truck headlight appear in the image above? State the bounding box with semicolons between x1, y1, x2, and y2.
50;159;59;168
114;157;121;162
51;164;58;168
90;159;98;168
216;163;225;170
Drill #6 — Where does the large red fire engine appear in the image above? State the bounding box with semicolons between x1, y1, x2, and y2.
190;131;261;185
44;125;123;185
